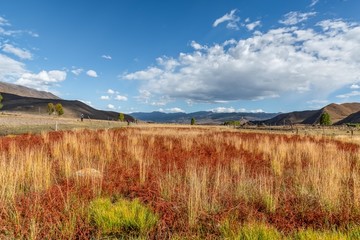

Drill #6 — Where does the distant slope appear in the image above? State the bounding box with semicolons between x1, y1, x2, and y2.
131;111;278;124
1;93;134;121
0;81;59;99
260;102;360;125
302;103;360;124
337;111;360;124
261;110;317;125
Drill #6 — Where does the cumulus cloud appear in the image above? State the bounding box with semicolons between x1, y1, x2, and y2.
107;104;115;110
86;70;98;78
16;70;66;91
2;44;32;60
166;107;185;113
115;95;128;101
124;19;360;103
350;84;360;89
336;91;360;98
213;9;240;30
279;11;316;25
71;68;83;76
250;109;265;113
102;55;112;60
100;95;110;100
0;53;26;82
79;100;92;106
211;107;236;113
107;89;116;94
246;21;261;31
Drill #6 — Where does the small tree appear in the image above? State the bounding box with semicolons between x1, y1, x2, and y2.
0;93;3;110
119;112;125;122
320;112;331;126
191;117;196;125
55;103;64;116
47;103;55;115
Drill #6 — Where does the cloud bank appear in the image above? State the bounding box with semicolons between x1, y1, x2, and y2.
16;70;67;91
124;17;360;103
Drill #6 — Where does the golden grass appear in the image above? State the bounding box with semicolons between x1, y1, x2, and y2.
0;125;360;238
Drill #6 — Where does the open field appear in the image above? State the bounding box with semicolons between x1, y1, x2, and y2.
0;125;360;239
0;112;127;135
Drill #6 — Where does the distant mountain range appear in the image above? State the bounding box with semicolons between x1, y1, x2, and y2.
131;111;278;124
133;102;360;125
1;81;360;125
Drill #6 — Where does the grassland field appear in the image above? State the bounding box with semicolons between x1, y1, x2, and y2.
1;113;360;239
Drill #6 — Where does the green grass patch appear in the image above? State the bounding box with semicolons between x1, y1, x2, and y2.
89;197;158;238
292;228;347;240
220;220;282;240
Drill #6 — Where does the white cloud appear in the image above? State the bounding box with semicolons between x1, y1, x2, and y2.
0;17;10;26
124;67;162;80
190;41;207;50
307;99;329;104
250;109;264;113
350;84;360;89
107;104;115;110
102;55;112;60
279;11;317;25
16;70;66;91
211;107;236;113
124;19;360;103
166;107;185;113
86;69;98;78
0;53;26;82
71;68;83;76
336;91;360;98
107;89;115;94
213;9;240;30
100;95;110;100
115;95;128;101
79;100;92;106
309;0;319;7
246;21;261;31
2;44;32;60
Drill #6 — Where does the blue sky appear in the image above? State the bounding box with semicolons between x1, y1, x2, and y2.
1;0;360;114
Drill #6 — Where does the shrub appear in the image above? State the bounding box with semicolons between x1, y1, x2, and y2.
320;112;331;126
119;113;125;122
89;197;158;238
47;103;55;115
191;118;196;125
55;103;64;116
0;93;3;110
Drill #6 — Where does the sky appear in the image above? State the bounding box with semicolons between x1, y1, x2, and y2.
1;0;360;114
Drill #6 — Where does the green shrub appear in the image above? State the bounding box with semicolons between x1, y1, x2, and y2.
89;197;158;238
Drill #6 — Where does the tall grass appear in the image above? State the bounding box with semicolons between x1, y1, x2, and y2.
0;125;359;238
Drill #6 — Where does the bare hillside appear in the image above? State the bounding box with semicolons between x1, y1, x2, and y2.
0;82;59;99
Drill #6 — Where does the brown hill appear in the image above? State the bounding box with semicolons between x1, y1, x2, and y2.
260;102;360;126
337;111;360;125
1;93;134;121
0;81;59;99
261;110;317;125
302;103;360;124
